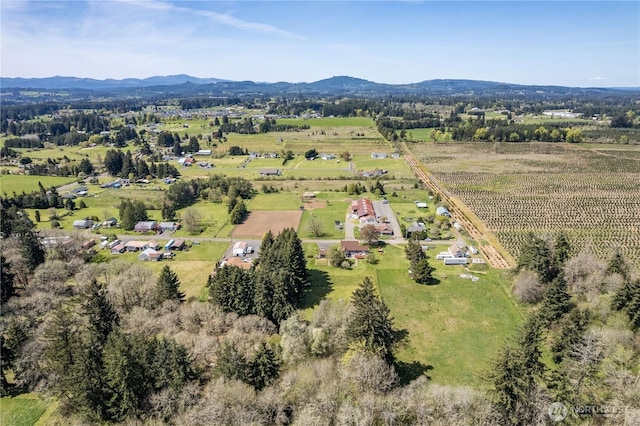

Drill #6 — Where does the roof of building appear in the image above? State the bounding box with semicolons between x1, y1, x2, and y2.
352;198;375;218
341;240;369;252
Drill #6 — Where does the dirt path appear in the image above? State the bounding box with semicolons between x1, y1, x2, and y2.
403;152;513;269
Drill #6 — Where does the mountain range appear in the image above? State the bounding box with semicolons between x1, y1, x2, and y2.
1;75;638;99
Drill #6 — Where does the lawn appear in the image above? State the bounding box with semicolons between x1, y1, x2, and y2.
298;198;349;239
0;175;77;195
0;394;51;426
301;243;522;387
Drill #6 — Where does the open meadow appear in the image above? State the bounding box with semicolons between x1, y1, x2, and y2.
302;243;522;385
408;141;640;267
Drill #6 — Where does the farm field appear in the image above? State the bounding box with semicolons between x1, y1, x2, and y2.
408;141;640;267
0;174;77;194
302;243;522;386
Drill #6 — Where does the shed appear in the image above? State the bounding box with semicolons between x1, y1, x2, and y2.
259;168;281;176
134;221;157;233
111;244;126;254
159;222;179;231
138;248;162;262
436;206;451;218
73;219;94;229
170;239;186;251
233;241;247;257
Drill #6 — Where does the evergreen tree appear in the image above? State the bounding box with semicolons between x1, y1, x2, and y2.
611;279;640;330
404;239;425;266
82;279;119;346
1;255;16;304
155;265;185;304
161;202;176;220
606;249;630;281
413;258;435;284
552;230;571;270
43;307;83;400
230;199;247;224
214;341;248;382
550;308;591;364
346;276;397;363
517;232;553;283
208;266;254;315
102;332;149;421
246;342;279;390
17;228;45;272
487;345;531;425
538;273;573;326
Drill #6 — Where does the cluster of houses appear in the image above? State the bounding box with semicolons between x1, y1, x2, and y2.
351;198;394;236
104;238;186;261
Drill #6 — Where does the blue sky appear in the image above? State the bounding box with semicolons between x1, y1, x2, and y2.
1;1;638;87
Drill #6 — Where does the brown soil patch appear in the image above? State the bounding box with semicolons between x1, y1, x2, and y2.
231;211;303;238
303;200;328;210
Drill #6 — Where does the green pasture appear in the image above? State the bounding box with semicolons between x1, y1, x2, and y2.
13;144;113;163
170;202;232;238
405;127;452;142
0;394;51;426
278;117;375;128
299;199;350;239
377;247;522;386
0;175;77;195
303;242;522;386
248;192;303;211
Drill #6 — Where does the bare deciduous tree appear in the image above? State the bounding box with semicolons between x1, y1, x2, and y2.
513;269;545;303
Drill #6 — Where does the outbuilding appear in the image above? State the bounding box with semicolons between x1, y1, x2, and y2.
73;219;94;229
233;241;248;257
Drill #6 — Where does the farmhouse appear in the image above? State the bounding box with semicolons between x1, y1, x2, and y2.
138;248;162;262
302;192;316;200
341;240;369;258
415;201;428;209
371;152;387;159
220;256;253;270
259;168;281;176
233;241;248;256
436;206;451;218
134;221;157;233
375;223;394;236
195;149;212;156
73;219;94;229
407;222;427;237
319;153;336;160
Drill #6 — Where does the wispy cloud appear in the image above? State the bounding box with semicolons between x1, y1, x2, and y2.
115;0;306;40
590;77;607;81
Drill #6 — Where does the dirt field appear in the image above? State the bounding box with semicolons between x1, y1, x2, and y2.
231;211;303;237
303;200;327;210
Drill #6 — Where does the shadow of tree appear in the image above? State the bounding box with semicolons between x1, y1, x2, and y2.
395;360;433;385
301;269;333;309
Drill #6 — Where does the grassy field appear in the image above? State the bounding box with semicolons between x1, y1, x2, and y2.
0;394;51;426
0;175;77;194
302;243;522;386
299;198;350;239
